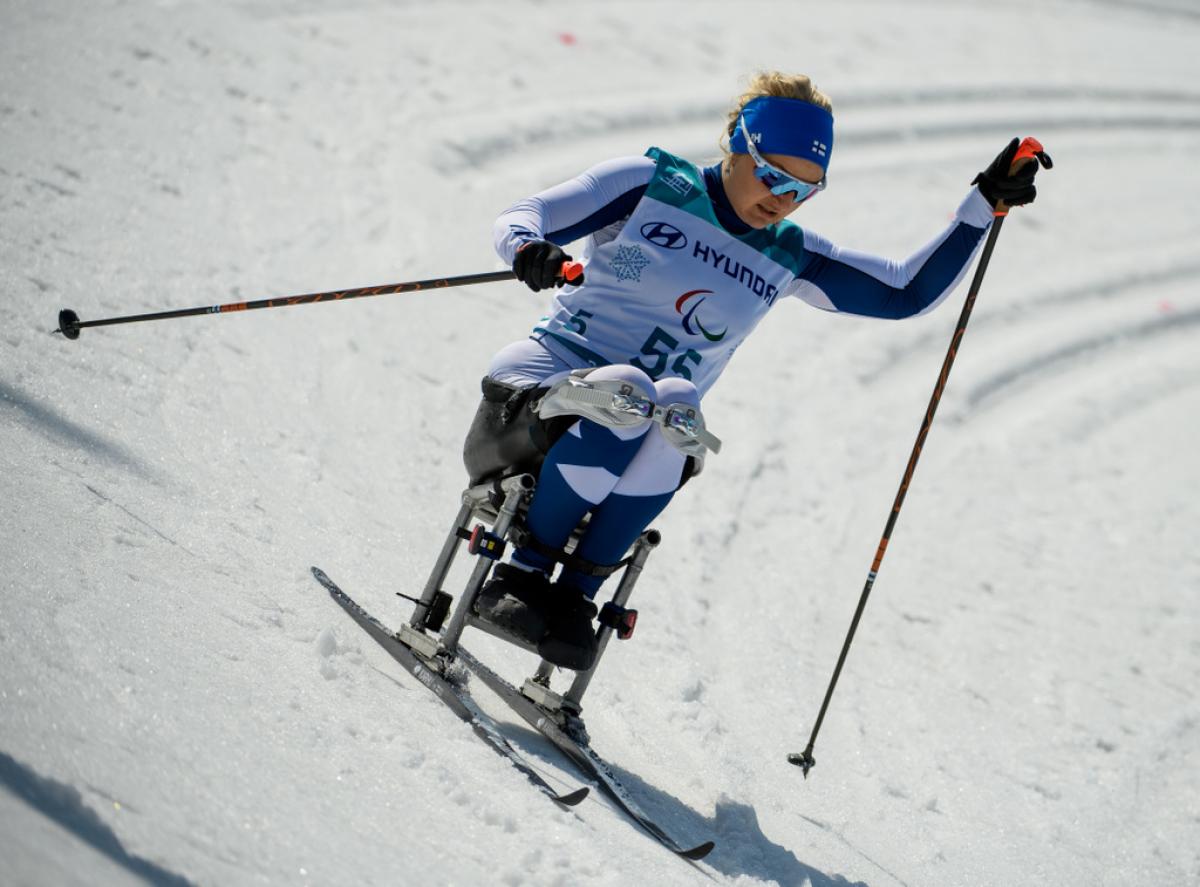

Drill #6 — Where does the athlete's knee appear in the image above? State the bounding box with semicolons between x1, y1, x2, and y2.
535;365;655;441
649;376;719;473
653;375;700;409
587;363;656;393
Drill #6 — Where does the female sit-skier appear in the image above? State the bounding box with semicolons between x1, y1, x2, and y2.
462;71;1049;672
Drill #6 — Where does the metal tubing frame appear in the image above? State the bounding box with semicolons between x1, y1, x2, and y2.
409;500;474;628
404;472;660;718
563;529;660;710
437;475;534;654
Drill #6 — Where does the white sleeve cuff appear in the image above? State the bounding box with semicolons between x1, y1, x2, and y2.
958;186;995;229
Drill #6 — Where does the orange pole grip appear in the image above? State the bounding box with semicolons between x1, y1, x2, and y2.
561;260;584;284
995;136;1047;216
1011;136;1046;173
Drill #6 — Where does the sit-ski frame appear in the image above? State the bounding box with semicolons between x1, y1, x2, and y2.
395;473;660;726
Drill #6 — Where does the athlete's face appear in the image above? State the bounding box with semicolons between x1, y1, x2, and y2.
722;153;825;229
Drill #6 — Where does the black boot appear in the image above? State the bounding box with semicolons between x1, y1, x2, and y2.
474;563;551;644
537;585;599;671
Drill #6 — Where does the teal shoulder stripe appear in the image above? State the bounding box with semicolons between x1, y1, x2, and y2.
532;327;611;368
642;147;720;225
642;146;810;277
744;221;809;277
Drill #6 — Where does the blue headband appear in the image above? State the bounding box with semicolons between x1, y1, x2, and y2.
728;96;834;173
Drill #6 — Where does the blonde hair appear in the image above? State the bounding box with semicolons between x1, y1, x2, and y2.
722;72;832;154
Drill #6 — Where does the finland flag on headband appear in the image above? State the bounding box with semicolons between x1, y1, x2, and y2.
728;96;835;173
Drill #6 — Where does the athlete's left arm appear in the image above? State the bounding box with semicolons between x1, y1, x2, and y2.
787;187;995;319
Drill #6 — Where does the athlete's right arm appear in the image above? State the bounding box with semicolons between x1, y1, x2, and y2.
492;156;656;266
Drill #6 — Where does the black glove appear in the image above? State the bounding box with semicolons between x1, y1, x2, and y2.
972;137;1053;208
513;240;574;292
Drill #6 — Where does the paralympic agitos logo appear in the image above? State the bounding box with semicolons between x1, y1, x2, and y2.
640;221;688;250
675;289;727;342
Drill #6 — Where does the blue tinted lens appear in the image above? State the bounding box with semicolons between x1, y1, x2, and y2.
754;166;819;203
756;167;786;188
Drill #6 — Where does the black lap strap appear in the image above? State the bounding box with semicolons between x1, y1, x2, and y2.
456;521;629;577
509;525;630;578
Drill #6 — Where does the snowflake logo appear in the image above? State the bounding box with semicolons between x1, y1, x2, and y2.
610;244;651;282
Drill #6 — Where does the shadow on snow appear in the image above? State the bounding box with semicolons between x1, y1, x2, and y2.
495;720;872;887
0;750;194;887
0;379;155;477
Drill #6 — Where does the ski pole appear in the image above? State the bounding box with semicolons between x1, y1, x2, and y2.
788;138;1051;778
53;261;583;341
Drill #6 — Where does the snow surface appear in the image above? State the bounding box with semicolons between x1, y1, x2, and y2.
3;1;1199;885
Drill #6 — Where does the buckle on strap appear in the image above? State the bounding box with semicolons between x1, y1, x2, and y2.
561;384;655;420
651;402;721;455
535;374;722;455
535;374;653;430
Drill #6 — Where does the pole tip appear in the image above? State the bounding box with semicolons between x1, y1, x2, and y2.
57;309;81;340
787;751;816;778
